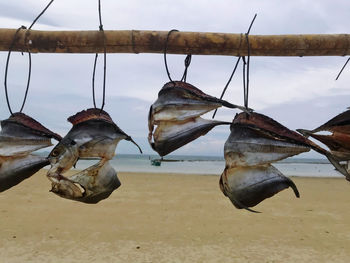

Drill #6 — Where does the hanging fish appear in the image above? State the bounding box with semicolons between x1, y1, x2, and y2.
0;112;61;156
220;112;347;212
49;161;120;204
0;154;49;192
148;81;249;156
47;108;140;202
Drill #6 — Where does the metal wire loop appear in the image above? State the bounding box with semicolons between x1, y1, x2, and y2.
92;0;107;111
164;29;192;84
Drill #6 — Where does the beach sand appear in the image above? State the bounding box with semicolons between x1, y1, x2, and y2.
1;170;350;262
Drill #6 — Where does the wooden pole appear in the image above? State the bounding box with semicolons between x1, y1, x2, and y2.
0;28;349;56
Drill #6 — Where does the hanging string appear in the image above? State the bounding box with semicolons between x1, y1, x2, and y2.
164;29;179;83
180;54;192;82
335;57;350;80
243;14;257;110
3;0;54;115
92;0;107;111
212;14;257;118
164;29;192;84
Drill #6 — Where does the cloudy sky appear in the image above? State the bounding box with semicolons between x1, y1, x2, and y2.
0;0;349;157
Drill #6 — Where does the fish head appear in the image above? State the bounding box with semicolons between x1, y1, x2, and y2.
66;108;142;157
48;137;79;175
49;161;121;203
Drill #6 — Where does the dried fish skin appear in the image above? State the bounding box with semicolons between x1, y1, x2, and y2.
220;165;299;210
49;161;121;204
233;112;312;145
0;113;61;156
224;125;310;167
150;117;230;156
0;154;49;192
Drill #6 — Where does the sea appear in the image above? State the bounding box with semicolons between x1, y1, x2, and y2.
66;154;343;178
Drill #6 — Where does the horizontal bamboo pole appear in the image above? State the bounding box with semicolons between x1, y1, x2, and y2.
0;28;349;56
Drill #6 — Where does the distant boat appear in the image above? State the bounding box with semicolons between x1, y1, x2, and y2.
151;159;161;166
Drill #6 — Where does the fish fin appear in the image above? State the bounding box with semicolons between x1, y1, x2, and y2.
325;152;350;180
221;101;253;114
126;137;143;154
296;129;312;138
73;157;80;168
286;177;300;198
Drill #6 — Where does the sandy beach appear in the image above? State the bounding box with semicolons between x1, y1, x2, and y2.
1;170;350;262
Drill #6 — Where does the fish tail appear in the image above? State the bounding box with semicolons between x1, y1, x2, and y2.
286;177;300;198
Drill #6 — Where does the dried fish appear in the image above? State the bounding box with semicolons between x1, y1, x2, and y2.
149;81;248;156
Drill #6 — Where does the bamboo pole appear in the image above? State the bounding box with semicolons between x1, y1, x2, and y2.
0;28;349;56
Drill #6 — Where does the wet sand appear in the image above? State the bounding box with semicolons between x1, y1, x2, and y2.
1;170;350;262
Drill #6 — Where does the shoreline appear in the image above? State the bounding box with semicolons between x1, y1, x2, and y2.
1;170;350;262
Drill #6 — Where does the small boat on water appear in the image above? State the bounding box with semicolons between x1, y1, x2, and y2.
151;159;161;166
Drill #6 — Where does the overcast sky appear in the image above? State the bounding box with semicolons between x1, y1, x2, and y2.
0;0;349;157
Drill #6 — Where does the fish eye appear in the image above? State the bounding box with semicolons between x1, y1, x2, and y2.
51;149;60;157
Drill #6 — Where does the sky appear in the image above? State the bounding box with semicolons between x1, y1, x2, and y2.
0;0;349;157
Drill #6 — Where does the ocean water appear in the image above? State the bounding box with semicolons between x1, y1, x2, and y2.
72;154;343;178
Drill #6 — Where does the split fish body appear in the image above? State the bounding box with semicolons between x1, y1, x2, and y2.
0;154;49;192
0;113;61;156
50;161;121;204
149;81;248;156
151;117;230;156
225;125;310;167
